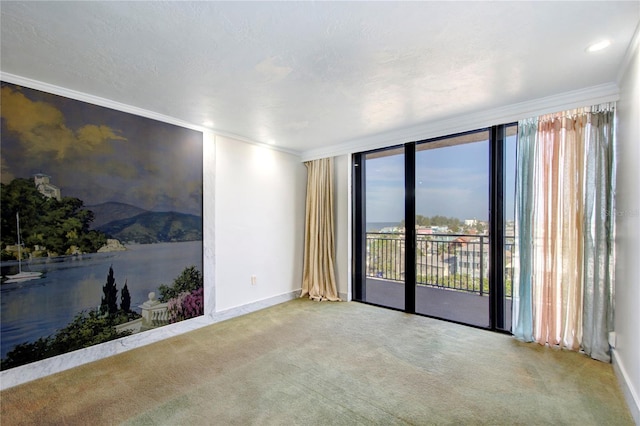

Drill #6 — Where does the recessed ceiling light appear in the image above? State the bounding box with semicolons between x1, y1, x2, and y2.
586;39;611;53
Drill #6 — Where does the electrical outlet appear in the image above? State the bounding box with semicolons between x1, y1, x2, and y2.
251;275;257;285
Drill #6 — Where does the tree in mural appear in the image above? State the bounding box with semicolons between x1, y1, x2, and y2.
100;265;118;315
0;178;108;259
158;265;203;302
121;280;131;313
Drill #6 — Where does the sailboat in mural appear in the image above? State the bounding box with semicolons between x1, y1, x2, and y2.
3;213;42;283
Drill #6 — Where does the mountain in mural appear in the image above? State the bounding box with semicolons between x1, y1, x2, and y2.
86;202;148;228
89;203;202;244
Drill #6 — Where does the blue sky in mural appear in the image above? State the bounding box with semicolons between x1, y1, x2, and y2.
366;136;517;223
1;82;203;216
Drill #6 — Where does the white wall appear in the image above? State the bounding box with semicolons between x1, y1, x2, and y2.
614;32;640;424
334;154;351;300
214;135;307;312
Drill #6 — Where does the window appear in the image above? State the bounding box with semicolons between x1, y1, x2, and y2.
353;124;517;331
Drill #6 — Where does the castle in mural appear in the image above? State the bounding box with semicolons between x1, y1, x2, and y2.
33;173;61;201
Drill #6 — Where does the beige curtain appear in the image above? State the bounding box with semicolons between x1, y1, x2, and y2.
301;157;340;301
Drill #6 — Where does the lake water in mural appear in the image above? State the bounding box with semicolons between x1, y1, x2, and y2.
1;241;202;359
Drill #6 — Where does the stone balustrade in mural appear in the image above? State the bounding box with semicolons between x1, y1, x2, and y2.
140;292;170;327
115;292;170;334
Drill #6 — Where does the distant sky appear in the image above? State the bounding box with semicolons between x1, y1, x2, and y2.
1;82;203;216
366;136;517;223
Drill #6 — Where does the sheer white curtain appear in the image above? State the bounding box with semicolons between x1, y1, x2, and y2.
301;157;340;301
513;104;615;362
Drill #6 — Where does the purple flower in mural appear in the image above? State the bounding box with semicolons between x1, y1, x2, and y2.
167;287;204;323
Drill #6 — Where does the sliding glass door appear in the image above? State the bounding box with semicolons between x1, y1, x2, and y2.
354;146;406;311
414;130;490;327
353;124;517;331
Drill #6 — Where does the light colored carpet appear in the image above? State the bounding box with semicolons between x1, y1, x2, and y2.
1;298;634;425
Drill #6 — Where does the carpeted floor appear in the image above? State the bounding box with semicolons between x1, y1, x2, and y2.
0;298;634;425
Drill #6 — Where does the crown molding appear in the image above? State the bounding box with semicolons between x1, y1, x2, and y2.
300;82;620;162
1;72;618;162
211;129;301;157
617;20;640;84
0;72;301;157
1;72;205;132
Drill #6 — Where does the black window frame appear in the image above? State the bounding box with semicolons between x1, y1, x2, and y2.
352;123;517;332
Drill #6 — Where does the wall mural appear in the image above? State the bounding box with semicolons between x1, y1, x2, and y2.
0;81;203;370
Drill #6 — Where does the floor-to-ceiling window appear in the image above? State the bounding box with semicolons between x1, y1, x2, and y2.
413;129;490;327
353;123;517;331
353;145;406;311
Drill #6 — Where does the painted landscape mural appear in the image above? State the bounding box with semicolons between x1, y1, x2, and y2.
0;81;203;370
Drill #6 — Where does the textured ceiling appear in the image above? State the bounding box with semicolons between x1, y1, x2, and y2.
1;1;639;155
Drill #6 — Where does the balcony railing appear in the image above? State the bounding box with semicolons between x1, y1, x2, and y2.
366;233;515;298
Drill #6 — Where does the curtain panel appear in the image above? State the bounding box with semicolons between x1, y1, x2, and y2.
513;104;615;362
301;157;340;301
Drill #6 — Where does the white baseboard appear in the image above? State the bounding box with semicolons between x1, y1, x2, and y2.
0;290;301;391
0;313;215;390
612;349;640;425
211;289;301;322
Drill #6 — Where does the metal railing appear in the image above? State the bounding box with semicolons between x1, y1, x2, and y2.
366;233;515;297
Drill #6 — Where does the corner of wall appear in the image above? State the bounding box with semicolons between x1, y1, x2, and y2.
613;350;640;425
613;24;640;424
213;135;306;312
